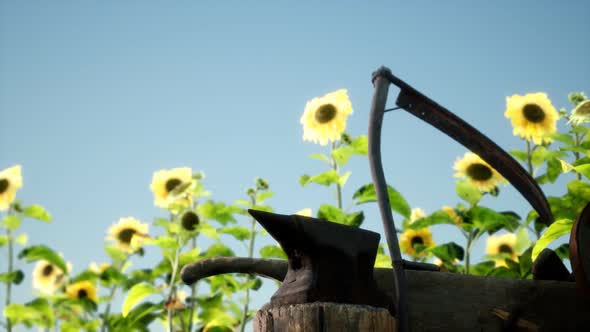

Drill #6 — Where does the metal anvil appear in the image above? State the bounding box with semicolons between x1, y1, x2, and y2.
182;209;398;313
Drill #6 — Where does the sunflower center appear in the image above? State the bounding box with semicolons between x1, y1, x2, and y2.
77;289;88;299
466;163;493;181
411;236;424;247
314;104;337;124
117;228;137;244
0;178;9;194
498;244;513;255
522;104;545;123
165;178;182;193
181;212;200;231
42;264;54;276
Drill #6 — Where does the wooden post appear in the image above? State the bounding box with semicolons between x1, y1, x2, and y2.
254;302;396;332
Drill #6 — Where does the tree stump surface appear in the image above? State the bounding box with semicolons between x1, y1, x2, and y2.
254;302;396;332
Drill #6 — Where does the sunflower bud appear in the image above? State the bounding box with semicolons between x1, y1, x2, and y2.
568;92;587;106
256;178;269;191
246;188;256;197
341;133;353;145
181;211;200;231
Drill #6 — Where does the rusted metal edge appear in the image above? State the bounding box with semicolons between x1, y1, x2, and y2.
369;67;409;332
373;66;553;226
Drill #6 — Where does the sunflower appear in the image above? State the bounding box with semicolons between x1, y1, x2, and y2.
409;208;426;223
165;290;188;310
569;99;590;126
442;206;462;225
400;228;435;258
107;217;149;254
294;208;312;217
505;93;558;144
150;167;194;209
89;262;110;274
486;233;518;267
32;260;67;295
300;89;353;146
453;152;505;192
0;165;22;211
66;280;98;303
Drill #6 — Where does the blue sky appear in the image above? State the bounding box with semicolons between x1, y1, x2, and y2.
1;1;589;330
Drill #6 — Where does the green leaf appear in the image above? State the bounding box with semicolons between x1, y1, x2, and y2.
331;146;355;166
0;270;24;285
178;247;202;268
259;244;287;259
299;170;340;187
455;180;482;206
345;211;364;227
351;135;368;155
198;221;219;240
571;125;590;135
105;245;127;262
14;233;28;246
518;247;533;278
197;200;238;225
407;210;456;229
317;204;347;224
256;191;274;203
18;245;68;273
149;236;178;250
510;150;528;162
3;304;42;326
470;261;495;276
0;235;7;247
574;164;590;180
424;242;464;262
219;226;251;241
547;133;575;145
353;183;411;218
204;243;235;258
567;180;590;201
308;153;330;163
2;215;22;230
470;206;519;233
122;282;159;317
554;243;570;260
24;205;51;222
532;218;574;261
514;227;532;253
338;171;352;186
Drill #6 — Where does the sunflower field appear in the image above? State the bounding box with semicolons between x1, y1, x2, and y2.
1;90;589;331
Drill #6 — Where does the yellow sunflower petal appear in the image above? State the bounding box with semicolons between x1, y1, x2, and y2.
453;152;505;192
486;233;518;267
32;260;67;295
504;92;558;144
0;165;23;211
300;89;353;146
399;228;435;258
66;280;98;303
150;167;194;209
107;217;149;254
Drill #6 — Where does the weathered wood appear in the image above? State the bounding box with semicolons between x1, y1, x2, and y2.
378;270;590;331
254;302;396;332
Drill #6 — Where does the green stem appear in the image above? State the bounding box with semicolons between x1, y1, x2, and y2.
240;195;258;332
465;231;473;275
166;239;181;332
525;139;534;176
5;227;13;332
574;133;582;180
331;142;343;209
100;259;127;332
186;237;198;332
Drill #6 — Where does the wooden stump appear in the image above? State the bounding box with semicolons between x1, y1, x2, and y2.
254;302;396;332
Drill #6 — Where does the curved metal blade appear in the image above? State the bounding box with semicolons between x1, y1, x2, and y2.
383;70;553;225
